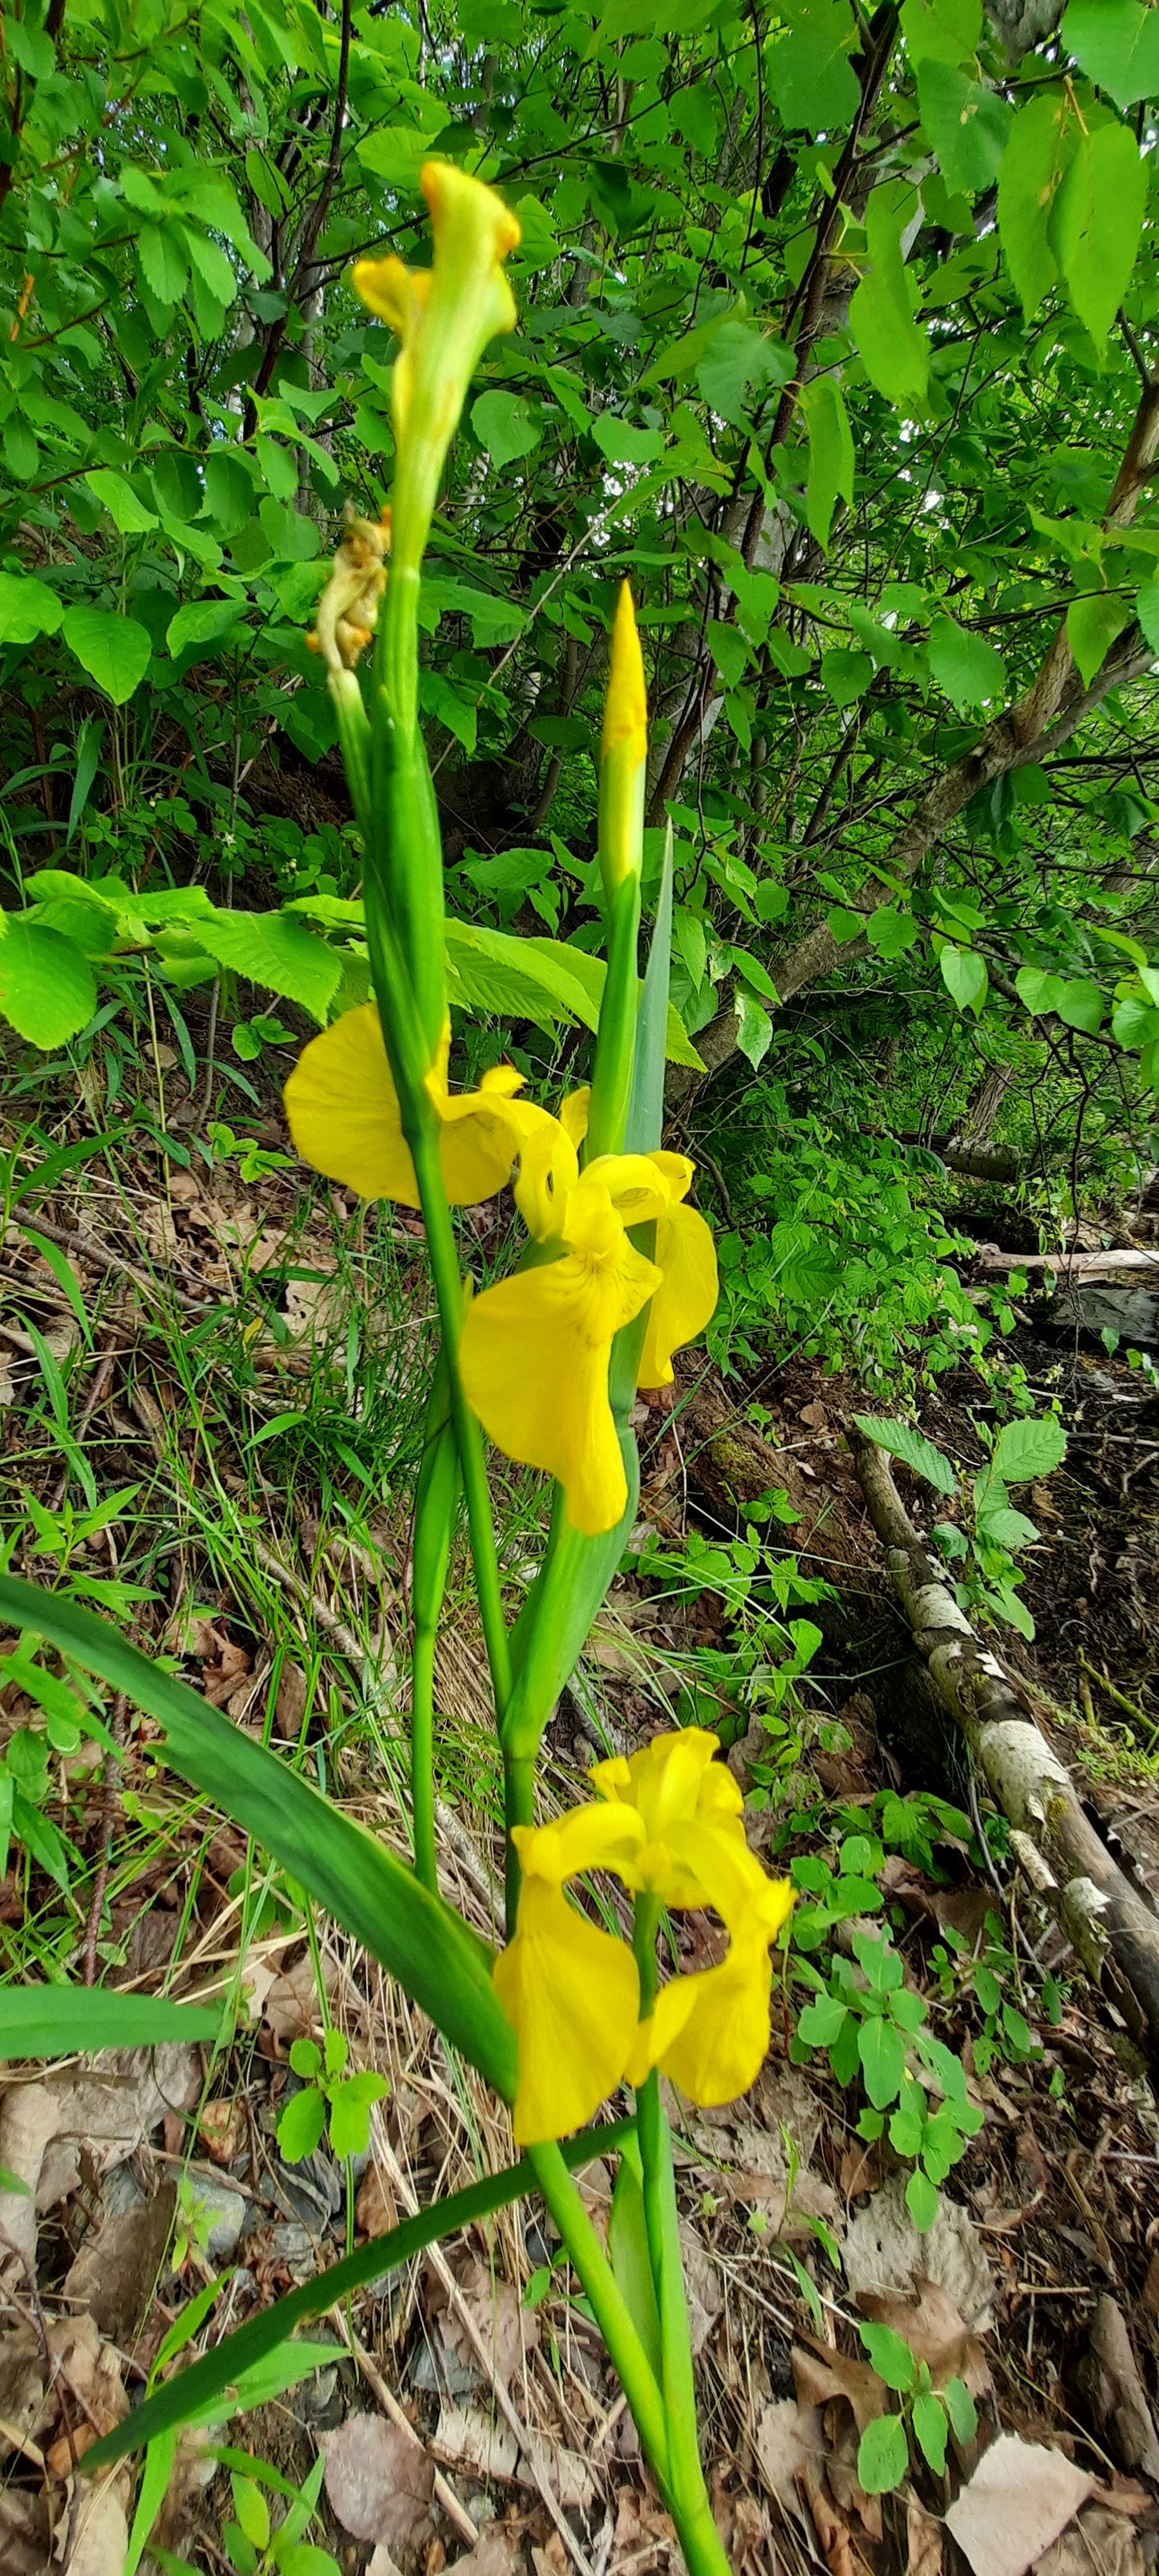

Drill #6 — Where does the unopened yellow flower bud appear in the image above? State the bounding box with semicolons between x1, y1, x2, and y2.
598;582;647;896
352;164;521;578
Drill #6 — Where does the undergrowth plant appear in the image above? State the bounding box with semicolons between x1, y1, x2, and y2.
0;170;791;2576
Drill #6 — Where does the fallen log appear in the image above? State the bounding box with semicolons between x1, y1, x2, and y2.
975;1247;1159;1277
853;1434;1159;2075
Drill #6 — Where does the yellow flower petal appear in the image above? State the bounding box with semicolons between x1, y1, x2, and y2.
584;1152;672;1227
638;1199;719;1390
284;1004;420;1206
286;1007;526;1208
590;1730;748;1905
560;1087;590;1150
511;1110;581;1244
460;1228;659;1533
492;1878;640;2144
513;1804;646;1888
643;1935;775;2107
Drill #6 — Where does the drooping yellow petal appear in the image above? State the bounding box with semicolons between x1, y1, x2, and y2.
590;1730;747;1906
492;1877;640;2144
286;1006;527;1209
460;1226;660;1533
285;1004;421;1206
560;1087;590;1150
640;1934;776;2108
584;1152;672;1227
637;1199;719;1390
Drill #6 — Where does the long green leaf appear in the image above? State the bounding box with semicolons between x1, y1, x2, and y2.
0;1577;517;2099
1;1987;221;2061
84;2117;634;2472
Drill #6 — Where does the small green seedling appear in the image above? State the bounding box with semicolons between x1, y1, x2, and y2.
856;2322;978;2493
276;2028;389;2164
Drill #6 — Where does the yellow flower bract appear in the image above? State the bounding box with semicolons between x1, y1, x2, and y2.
492;1727;795;2144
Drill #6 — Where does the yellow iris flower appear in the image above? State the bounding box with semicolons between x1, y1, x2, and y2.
284;1004;536;1209
460;1132;718;1532
493;1727;794;2144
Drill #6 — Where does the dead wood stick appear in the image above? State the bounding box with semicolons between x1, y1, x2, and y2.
975;1247;1159;1277
853;1436;1159;2073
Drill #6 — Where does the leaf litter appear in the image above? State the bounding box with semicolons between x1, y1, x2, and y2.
2;1097;1159;2575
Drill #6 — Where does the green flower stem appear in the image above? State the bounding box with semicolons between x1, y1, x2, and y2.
502;1746;534;1926
527;2139;671;2489
585;872;642;1162
632;1902;731;2576
409;1123;514;1741
410;1620;437;1891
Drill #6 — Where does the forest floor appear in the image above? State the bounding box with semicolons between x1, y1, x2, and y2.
2;1046;1159;2576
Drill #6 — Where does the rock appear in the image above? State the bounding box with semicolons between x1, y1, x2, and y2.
64;2181;177;2345
192;2178;247;2262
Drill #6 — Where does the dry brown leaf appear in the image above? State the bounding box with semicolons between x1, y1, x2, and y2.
434;2403;519;2485
756;2398;825;2525
857;2279;991;2397
799;2460;857;2576
356;2161;398;2238
945;2435;1093;2576
792;2341;886;2435
0;2083;60;2265
518;2434;594;2513
1033;2506;1145;2576
0;2489;51;2575
906;2493;943;2576
322;2412;436;2553
0;1356;14;1407
1080;2297;1159;2483
264;1951;338;2048
197;2099;244;2166
64;2182;176;2347
610;2487;680;2572
844;2175;995;2327
0;2321;47;2463
444;2536;525;2576
63;2478;129;2576
679;2217;723;2355
435;2257;539;2391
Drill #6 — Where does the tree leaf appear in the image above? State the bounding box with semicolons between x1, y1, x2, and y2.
927;615;1007;711
991;1415;1067;1483
0;919;97;1047
1067;590;1133;686
190;911;342;1019
0;570;63;644
918;59;1012;196
858;2014;907;2109
1052;117;1146;351
471;389;541;467
857;2411;910;2495
1062;0;1159;110
853;1414;958;1495
766;0;861;132
850;183;930;416
913;2388;950;2472
62;606;152;705
998;87;1076;318
277;2087;328;2163
84;469;158;535
940;943;988;1015
801;375;854;548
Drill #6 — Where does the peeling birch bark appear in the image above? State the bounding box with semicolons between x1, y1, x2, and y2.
853;1438;1159;2070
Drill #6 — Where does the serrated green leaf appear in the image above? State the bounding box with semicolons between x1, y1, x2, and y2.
84;470;158;536
277;2085;328;2163
766;0;861;132
858;2014;907;2109
940;943;988;1016
190;911;342;1019
918;59;1012;196
471;389;541;467
928;615;1007;711
853;1414;958;1495
801;376;854;549
991;1414;1067;1483
0;918;97;1048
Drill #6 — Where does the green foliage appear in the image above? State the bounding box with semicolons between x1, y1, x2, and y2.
855;2322;979;2493
276;2026;389;2164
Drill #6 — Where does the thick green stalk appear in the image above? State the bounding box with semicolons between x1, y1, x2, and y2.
527;2140;671;2485
632;1903;729;2576
410;1346;461;1891
502;1746;535;1927
410;1620;437;1890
